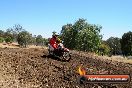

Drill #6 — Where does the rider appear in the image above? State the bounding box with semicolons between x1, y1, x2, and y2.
49;33;69;53
56;38;64;50
56;37;69;52
49;34;58;51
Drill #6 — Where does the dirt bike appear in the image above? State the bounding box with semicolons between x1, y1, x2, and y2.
48;44;71;61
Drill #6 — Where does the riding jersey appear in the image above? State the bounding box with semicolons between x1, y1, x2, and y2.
49;37;57;49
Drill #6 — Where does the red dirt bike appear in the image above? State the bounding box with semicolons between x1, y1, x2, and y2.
48;43;71;61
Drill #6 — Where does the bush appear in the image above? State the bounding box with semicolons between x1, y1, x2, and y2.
0;37;4;43
17;31;31;48
5;36;13;43
98;43;110;56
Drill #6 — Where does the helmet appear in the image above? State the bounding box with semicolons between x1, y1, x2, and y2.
52;34;59;39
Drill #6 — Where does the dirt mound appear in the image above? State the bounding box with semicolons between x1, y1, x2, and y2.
0;48;131;88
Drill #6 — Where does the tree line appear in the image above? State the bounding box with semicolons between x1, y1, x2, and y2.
1;19;132;56
0;24;48;47
59;18;132;56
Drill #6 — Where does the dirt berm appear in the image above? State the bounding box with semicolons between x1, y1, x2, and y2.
0;48;131;88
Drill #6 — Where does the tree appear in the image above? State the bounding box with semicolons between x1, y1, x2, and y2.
13;24;25;41
76;24;102;52
29;35;36;45
106;37;121;55
0;30;5;43
43;38;48;46
13;24;25;34
17;31;31;47
4;24;25;42
60;18;102;52
0;30;4;37
6;28;14;34
121;31;132;56
36;35;43;46
61;24;74;49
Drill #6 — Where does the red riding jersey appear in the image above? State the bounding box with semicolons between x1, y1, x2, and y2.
49;37;57;49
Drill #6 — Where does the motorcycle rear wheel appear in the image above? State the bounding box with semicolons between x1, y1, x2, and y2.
61;52;71;61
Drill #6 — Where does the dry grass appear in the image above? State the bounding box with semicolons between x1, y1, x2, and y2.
0;43;47;49
96;55;132;64
72;50;132;64
0;43;19;48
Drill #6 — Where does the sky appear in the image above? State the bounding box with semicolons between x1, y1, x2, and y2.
0;0;132;40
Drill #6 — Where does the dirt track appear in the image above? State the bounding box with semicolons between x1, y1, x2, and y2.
0;48;131;88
